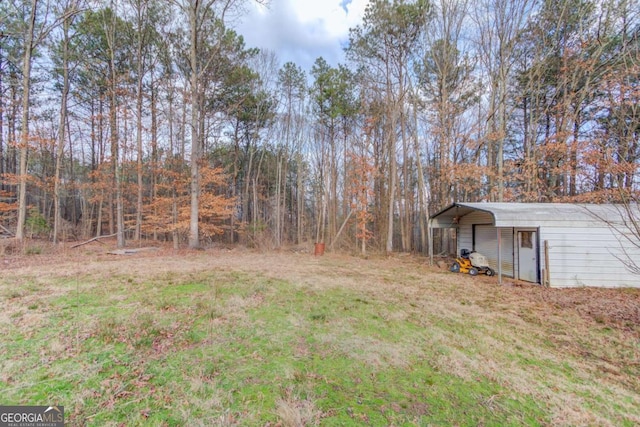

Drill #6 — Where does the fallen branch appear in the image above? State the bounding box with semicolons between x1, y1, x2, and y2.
70;233;117;249
107;247;159;255
0;224;14;236
330;210;353;251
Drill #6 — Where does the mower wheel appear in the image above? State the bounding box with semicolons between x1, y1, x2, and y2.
468;267;479;276
485;268;495;276
450;262;460;273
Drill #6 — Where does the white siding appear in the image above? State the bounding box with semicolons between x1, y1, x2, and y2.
540;226;639;288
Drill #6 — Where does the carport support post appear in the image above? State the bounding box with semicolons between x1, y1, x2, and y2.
497;228;503;285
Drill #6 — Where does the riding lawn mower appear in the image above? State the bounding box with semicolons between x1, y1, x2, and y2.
450;249;495;276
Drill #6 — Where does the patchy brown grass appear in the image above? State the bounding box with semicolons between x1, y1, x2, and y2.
2;240;640;425
4;240;639;350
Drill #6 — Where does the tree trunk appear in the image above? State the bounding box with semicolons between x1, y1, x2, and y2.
386;127;396;254
8;78;18;184
54;12;72;244
412;102;428;253
296;152;304;244
106;8;125;248
0;44;4;190
110;82;125;248
328;123;337;247
400;107;410;252
385;67;396;254
275;154;282;247
188;1;200;249
135;35;144;242
497;74;507;202
150;74;158;241
16;0;39;241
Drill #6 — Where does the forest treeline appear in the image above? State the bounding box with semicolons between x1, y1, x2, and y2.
0;0;638;253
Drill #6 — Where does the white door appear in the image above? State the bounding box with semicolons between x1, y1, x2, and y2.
517;230;538;282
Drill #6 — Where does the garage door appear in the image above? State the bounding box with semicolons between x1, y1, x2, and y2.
474;225;514;277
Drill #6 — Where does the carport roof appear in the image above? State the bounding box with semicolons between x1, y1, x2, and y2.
429;202;634;228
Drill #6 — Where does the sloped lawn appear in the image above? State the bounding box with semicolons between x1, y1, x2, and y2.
1;247;639;426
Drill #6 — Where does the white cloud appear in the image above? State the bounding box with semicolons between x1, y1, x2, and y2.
236;0;367;72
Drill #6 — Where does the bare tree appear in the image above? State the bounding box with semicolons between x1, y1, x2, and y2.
416;0;476;210
170;0;264;249
126;0;159;242
52;0;83;244
348;0;430;254
15;0;40;241
101;3;126;248
15;0;75;241
277;62;307;245
474;0;535;201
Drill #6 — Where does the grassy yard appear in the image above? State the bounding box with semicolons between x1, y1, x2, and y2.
1;247;639;426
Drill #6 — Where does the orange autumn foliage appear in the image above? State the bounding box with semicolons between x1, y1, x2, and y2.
144;163;236;239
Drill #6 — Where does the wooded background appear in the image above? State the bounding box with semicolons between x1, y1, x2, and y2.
0;0;638;253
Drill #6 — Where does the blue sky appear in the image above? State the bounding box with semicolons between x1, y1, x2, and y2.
236;0;368;72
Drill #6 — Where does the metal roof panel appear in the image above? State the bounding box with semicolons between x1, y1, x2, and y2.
429;202;639;228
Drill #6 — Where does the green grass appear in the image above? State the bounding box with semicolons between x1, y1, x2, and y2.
1;254;639;426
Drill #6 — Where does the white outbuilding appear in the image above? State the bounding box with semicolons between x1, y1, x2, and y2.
429;202;640;288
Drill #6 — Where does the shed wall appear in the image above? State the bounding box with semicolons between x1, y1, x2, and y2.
457;210;492;255
540;226;638;288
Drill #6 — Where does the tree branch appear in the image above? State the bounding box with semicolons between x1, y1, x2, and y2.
70;233;117;248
